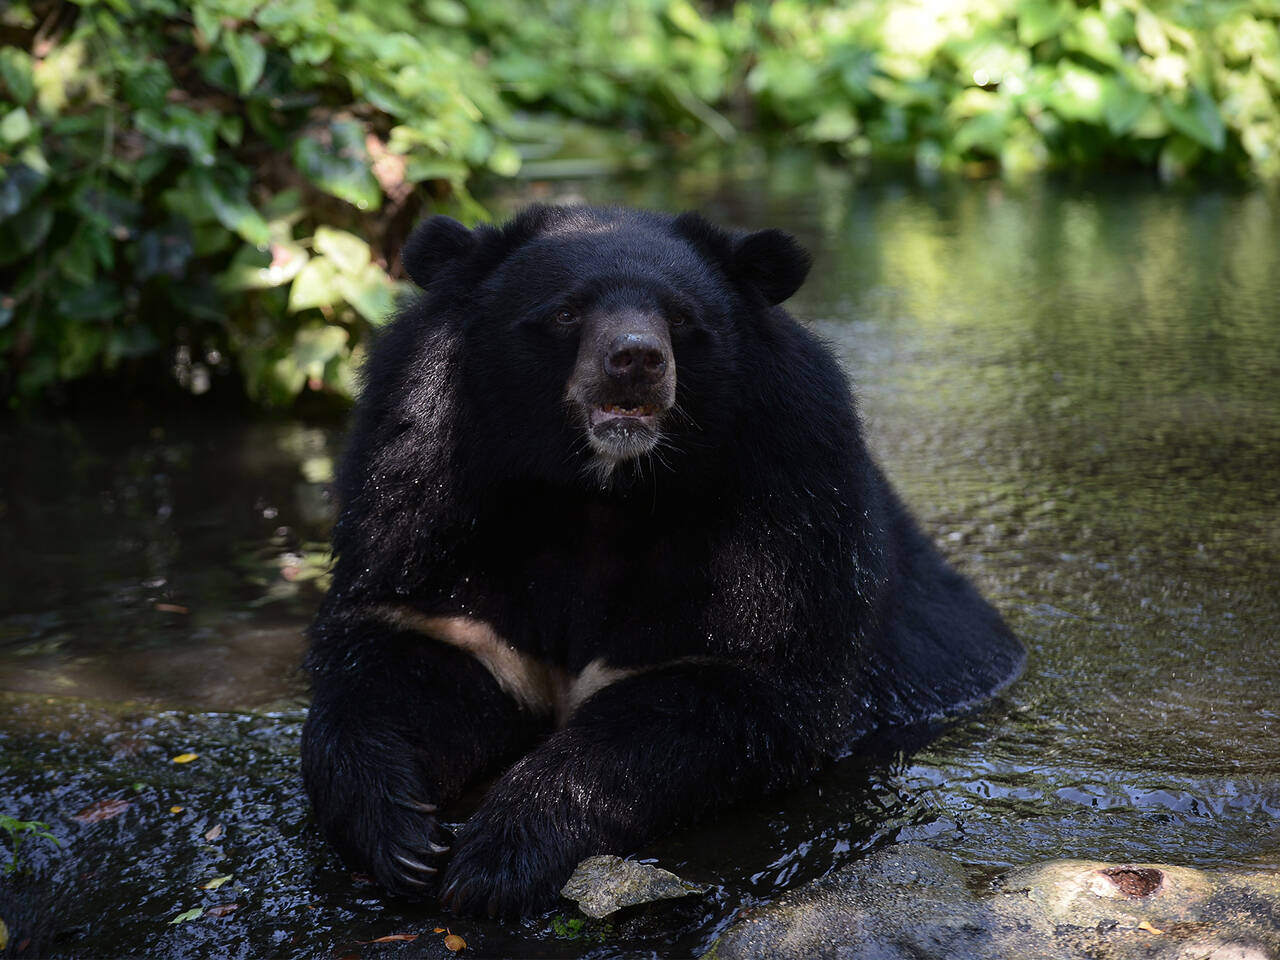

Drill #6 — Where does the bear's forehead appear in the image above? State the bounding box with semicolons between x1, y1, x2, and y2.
499;221;715;291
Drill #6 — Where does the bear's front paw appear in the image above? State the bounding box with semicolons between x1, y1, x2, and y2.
439;817;574;919
303;737;454;898
365;794;455;897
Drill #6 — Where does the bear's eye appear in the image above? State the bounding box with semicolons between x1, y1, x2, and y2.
553;308;578;326
669;313;687;328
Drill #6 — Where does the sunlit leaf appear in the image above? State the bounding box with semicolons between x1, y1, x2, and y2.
1017;0;1069;47
336;263;396;324
223;31;266;96
201;875;232;890
313;227;370;275
169;908;203;925
293;120;381;211
0;108;33;145
289;257;341;312
171;753;199;764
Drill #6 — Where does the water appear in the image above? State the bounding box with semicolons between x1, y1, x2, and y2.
2;158;1277;958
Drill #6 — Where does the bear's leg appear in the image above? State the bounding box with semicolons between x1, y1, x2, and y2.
302;614;546;896
440;659;858;918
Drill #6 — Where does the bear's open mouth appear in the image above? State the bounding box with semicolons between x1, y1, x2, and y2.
590;403;659;427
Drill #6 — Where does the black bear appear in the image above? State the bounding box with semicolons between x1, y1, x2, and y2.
300;205;1023;918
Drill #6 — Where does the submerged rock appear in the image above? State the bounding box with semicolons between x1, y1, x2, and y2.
561;855;708;919
708;844;1280;959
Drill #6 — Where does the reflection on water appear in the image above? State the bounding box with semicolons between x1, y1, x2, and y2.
1;159;1277;957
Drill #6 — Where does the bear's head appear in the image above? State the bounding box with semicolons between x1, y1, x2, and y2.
400;205;811;489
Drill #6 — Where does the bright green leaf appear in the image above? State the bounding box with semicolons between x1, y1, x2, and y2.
313;227;370;275
336;262;396;324
169;908;204;925
288;256;341;311
223;31;266;96
1017;0;1069;47
0;108;32;144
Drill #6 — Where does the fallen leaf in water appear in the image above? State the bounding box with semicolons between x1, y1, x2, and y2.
155;603;190;614
201;875;232;890
356;934;419;943
206;904;239;917
170;806;184;814
444;933;466;951
72;798;131;823
1137;920;1165;935
205;824;224;841
172;753;199;764
169;908;203;924
433;927;446;933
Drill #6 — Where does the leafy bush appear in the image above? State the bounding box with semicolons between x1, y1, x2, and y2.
2;0;1277;407
0;0;510;406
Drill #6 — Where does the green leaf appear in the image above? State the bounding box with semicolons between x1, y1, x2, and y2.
293;325;349;379
1134;8;1169;57
192;5;221;43
0;204;51;266
1017;0;1069;47
0;106;33;145
0;47;35;104
169;908;204;925
220;241;308;291
121;60;173;110
0;163;48;221
1101;77;1148;135
293;120;381;211
193;168;271;248
288;256;341;311
57;281;122;321
1162;86;1225;152
313;227;370;275
336;262;396;324
222;31;266;96
135;107;218;166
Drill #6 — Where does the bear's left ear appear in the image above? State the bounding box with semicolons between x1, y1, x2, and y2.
732;229;812;305
400;216;477;288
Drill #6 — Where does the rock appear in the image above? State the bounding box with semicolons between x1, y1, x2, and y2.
707;844;1280;960
561;855;707;919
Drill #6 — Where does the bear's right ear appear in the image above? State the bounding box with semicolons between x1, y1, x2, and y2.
400;216;476;288
732;229;812;305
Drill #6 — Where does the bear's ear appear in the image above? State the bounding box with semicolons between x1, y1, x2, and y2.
400;216;476;288
732;229;812;305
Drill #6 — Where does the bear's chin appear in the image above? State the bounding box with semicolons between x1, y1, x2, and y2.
588;419;660;460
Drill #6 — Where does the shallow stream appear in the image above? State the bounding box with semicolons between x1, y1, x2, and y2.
2;159;1277;958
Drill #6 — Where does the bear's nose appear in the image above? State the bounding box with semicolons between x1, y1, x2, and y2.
604;332;668;385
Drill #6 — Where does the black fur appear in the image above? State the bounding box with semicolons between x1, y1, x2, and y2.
301;205;1023;918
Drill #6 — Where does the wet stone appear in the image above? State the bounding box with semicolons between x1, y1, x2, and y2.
561;855;707;919
707;845;1280;960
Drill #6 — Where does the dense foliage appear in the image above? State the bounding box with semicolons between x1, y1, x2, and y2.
2;0;1277;406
